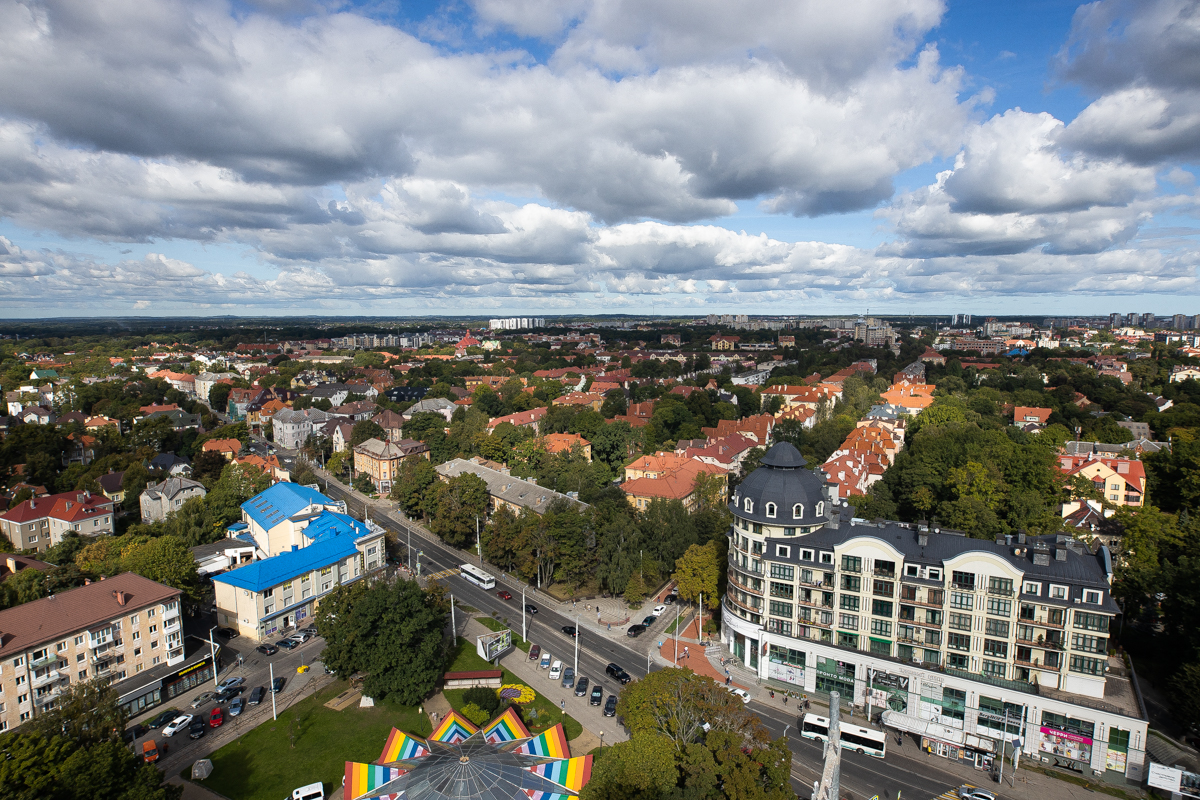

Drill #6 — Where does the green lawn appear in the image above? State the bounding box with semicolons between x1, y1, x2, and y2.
444;638;583;740
194;681;430;800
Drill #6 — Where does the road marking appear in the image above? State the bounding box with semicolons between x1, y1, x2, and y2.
426;567;460;581
933;783;974;800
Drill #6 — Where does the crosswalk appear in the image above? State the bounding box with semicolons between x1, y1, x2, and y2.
425;567;460;581
931;785;973;800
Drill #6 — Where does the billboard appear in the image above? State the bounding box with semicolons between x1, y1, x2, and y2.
1148;763;1200;799
477;629;513;662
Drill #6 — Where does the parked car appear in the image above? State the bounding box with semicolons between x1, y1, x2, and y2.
642;615;657;626
188;718;207;739
300;626;317;635
217;676;245;691
574;677;589;697
561;667;575;688
249;686;266;705
214;686;244;703
539;652;552;669
561;626;578;637
958;789;996;800
209;707;225;728
727;687;751;704
229;697;245;717
606;663;631;684
161;714;193;737
529;644;541;661
190;693;214;709
291;782;325;800
272;676;286;693
142;740;159;763
652;604;667;615
663;594;676;605
215;627;238;639
525;604;538;614
121;723;147;744
603;695;618;716
590;684;603;705
276;638;298;650
147;710;178;729
626;624;646;637
548;661;563;681
289;631;311;643
256;644;278;656
496;590;512;600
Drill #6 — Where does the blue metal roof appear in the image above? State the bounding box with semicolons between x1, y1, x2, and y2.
301;511;372;543
213;526;359;593
241;482;332;531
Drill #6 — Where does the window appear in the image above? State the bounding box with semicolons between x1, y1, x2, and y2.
765;502;777;518
870;639;891;656
981;660;1007;679
1050;585;1067;599
950;591;973;610
905;564;920;577
150;641;158;649
769;600;793;618
841;575;861;592
776;545;791;558
1023;581;1041;595
948;612;971;631
837;631;857;647
951;571;975;590
841;555;863;573
871;600;893;617
873;580;894;597
784;527;795;536
1074;612;1109;632
744;498;753;513
985;619;1010;638
948;633;971;651
948;653;969;669
56;642;66;652
770;581;794;599
1069;655;1106;676
1084;590;1102;605
840;595;860;611
816;502;824;516
148;624;157;634
801;549;814;561
752;523;763;534
988;577;1014;595
820;552;833;565
840;614;859;630
132;631;140;641
871;619;892;637
12;657;23;667
74;635;84;645
983;639;1008;658
1020;602;1037;621
147;608;155;617
793;504;804;519
928;568;942;581
986;598;1012;617
770;564;794;580
134;648;142;657
925;609;943;625
1072;634;1108;653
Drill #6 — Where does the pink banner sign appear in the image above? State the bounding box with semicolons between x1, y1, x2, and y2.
1041;727;1092;745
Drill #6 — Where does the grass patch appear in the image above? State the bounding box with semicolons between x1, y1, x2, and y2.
664;615;684;635
194;680;430;800
1025;765;1135;799
477;616;532;653
456;604;479;613
443;639;583;741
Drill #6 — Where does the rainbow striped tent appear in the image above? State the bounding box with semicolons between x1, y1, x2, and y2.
378;728;429;763
482;707;530;743
428;709;478;744
514;724;569;759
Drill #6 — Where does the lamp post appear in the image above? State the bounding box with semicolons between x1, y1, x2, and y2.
522;584;527;642
674;604;680;664
207;627;219;689
574;614;579;679
599;731;604;749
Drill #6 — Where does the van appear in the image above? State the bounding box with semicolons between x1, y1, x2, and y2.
142;740;159;763
290;783;324;800
548;660;563;681
539;652;552;669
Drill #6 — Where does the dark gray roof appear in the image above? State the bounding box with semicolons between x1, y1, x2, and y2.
729;443;828;525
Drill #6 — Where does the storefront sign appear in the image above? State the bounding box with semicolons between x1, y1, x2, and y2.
768;662;804;685
1105;750;1127;771
1039;727;1093;765
1039;727;1092;745
870;671;909;692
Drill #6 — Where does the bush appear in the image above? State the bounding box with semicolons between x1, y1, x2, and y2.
464;686;500;715
461;702;490;727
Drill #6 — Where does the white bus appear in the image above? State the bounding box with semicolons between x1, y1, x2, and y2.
799;713;887;758
459;563;497;590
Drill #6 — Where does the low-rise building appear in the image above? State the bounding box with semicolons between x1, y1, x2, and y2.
140;477;207;522
352;438;431;492
0;491;115;552
486;406;547;434
622;459;727;511
435;458;586;517
202;438;243;460
401;397;458;423
0;573;184;732
542;433;591;461
1059;454;1147;509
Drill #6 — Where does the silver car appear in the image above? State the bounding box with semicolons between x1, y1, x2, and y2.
958;787;996;800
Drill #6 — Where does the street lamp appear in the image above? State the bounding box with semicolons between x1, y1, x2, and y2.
599;731;604;749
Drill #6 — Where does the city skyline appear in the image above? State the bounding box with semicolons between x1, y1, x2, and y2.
0;0;1196;317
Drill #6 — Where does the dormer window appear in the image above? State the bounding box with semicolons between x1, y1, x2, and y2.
744;498;754;514
765;502;777;519
793;504;804;520
816;501;825;517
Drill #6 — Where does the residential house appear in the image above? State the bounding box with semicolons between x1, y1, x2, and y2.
622;459;727;512
682;434;757;473
85;415;120;432
148;453;192;476
401;397;458;423
141;408;201;430
140;477;207;523
543;433;591;461
21;407;54;425
435;458;587;517
236;454;290;483
195;372;238;403
1171;366;1200;383
63;433;97;467
701;414;775;445
1116;420;1151;440
202;438;243;460
352;438;431;492
29;369;58;381
1058;454;1147;509
918;347;946;365
227;388;260;420
879;384;936;415
307;383;352;407
270;408;340;451
709;335;740;351
0;491;115;552
1013;406;1053;433
486;406;547;434
331;400;378;421
372;410;406;442
97;471;127;505
0;573;184;732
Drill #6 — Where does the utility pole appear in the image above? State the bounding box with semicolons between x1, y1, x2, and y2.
999;706;1010;785
476;516;482;567
451;593;457;639
574;613;579;678
270;662;277;721
814;691;842;800
522;585;527;642
865;667;873;724
699;593;703;643
208;627;219;689
674;604;680;664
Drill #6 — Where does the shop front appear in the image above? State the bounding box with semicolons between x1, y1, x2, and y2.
1039;726;1094;772
866;669;909;715
767;644;805;687
882;711;995;770
163;655;217;700
814;656;856;698
116;637;220;719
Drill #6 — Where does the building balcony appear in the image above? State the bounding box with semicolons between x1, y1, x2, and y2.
873;568;896;578
1035;617;1066;629
162;605;181;621
728;574;762;596
725;595;763;617
31;669;63;688
900;593;944;608
164;617;181;633
950;582;976;591
29;652;62;669
988;587;1015;597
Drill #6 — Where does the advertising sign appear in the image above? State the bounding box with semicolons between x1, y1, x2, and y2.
767;662;804;685
477;629;513;662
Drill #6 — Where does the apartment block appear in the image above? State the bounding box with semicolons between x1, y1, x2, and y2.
722;443;1146;782
0;491;115;552
0;573;183;732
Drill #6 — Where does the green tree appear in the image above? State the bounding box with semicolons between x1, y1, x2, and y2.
120;536;200;600
428;473;489;549
207;382;232;412
616;667;766;752
1169;662;1200;735
191;450;227;488
623;571;647;606
206;461;271;526
1;566;49;609
580;733;678;800
349;420;385;448
673;542;720;605
389;458;437;518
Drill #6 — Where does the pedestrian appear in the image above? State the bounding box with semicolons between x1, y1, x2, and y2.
783;695;788;705
684;646;689;659
770;690;774;699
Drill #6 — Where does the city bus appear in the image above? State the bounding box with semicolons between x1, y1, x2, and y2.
799;713;887;758
459;563;497;590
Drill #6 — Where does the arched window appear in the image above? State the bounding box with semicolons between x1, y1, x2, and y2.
816;501;825;517
744;498;754;514
793;503;804;520
765;502;776;519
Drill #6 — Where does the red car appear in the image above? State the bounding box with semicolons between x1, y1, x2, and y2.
496;590;512;600
209;707;224;728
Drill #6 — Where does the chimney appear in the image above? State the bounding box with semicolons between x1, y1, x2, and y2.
6;557;16;574
1055;548;1067;561
918;531;929;547
84;578;91;586
114;590;128;605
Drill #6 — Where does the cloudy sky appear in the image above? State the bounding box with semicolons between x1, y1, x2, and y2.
0;0;1197;318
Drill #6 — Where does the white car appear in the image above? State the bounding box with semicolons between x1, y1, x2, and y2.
958;788;996;800
727;687;751;704
653;604;667;615
549;660;563;681
161;714;194;737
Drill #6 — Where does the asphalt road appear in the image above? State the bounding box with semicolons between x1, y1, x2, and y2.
316;475;968;800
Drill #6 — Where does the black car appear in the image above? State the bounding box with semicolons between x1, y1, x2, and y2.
574;676;589;697
642;615;657;626
121;723;147;744
256;644;278;656
248;686;266;705
271;677;286;694
606;663;631;684
561;626;578;637
626;624;646;637
590;684;604;705
525;604;538;614
147;710;179;729
276;638;298;650
188;719;207;739
603;694;618;716
215;627;238;639
214;686;244;704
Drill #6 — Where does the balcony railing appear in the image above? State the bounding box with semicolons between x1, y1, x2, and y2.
727;574;762;596
1036;617;1066;629
873;568;896;578
31;669;62;688
988;587;1015;597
